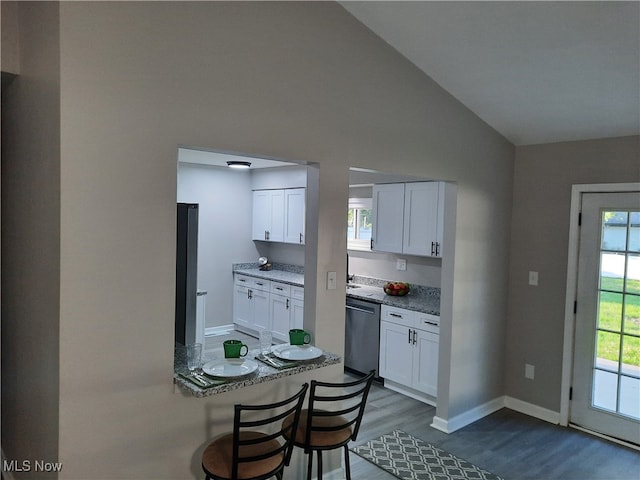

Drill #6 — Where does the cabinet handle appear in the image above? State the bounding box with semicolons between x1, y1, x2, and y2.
408;329;412;344
423;321;438;326
299;233;303;244
413;329;417;345
435;242;440;256
275;287;283;291
248;289;253;299
371;238;374;250
431;242;436;256
238;278;246;283
390;313;403;318
286;299;290;309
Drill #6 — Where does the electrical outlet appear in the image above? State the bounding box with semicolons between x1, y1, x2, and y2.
396;259;407;271
528;271;539;286
525;364;535;380
327;271;337;290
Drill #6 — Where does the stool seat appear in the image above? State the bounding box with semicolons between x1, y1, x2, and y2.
283;410;353;448
202;432;284;480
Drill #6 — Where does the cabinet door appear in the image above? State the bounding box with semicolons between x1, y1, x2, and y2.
379;320;413;386
252;190;271;241
403;182;440;256
372;183;404;253
270;294;291;341
284;188;305;244
251;288;271;331
268;190;285;242
290;298;304;331
233;284;252;329
252;190;285;242
413;329;439;396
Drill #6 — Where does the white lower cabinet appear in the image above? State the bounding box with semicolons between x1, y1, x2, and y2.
233;274;303;339
233;275;271;333
379;305;439;404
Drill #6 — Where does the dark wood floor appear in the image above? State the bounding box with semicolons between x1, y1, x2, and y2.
350;374;640;480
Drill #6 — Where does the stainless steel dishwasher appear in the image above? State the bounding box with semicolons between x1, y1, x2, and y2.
345;297;381;379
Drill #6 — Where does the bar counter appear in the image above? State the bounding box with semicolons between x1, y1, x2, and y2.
174;345;341;398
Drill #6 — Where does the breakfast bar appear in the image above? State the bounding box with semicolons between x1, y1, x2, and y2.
174;345;341;398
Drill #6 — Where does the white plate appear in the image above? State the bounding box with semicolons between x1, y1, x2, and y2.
202;358;258;378
272;344;323;361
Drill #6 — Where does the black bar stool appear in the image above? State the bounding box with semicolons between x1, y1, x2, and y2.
202;383;308;480
282;371;375;480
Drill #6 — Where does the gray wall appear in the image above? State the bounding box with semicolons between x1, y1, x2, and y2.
505;135;640;411
2;2;513;477
1;0;60;470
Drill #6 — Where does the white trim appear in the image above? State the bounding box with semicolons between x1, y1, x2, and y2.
431;396;561;434
504;396;560;424
569;423;640;452
560;182;640;427
430;396;504;433
205;324;235;337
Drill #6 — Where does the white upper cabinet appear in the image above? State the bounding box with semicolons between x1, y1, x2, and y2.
253;188;305;244
371;183;405;253
403;182;444;257
372;182;445;257
252;189;285;242
284;188;305;244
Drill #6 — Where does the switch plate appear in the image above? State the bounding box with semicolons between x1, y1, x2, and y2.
327;271;337;290
525;364;535;380
528;271;539;286
396;258;407;271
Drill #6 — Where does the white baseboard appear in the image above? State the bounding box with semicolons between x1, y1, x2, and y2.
431;396;504;433
205;324;235;337
431;395;560;434
504;396;560;424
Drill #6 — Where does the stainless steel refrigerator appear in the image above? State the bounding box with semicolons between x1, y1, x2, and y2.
175;203;199;345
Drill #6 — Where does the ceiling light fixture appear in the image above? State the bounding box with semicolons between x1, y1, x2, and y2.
226;160;252;169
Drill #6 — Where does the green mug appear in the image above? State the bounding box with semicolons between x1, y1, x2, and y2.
289;329;311;346
223;340;248;359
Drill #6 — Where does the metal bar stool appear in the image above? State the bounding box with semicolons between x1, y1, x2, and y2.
202;383;308;480
282;371;375;480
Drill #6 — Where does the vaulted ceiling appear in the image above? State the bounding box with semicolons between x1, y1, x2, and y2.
341;1;640;146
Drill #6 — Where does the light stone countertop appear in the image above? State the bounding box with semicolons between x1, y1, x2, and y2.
174;347;341;398
232;264;441;316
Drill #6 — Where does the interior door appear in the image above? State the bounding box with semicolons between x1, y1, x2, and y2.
571;191;640;444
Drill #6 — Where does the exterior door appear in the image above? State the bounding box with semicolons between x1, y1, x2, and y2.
571;191;640;444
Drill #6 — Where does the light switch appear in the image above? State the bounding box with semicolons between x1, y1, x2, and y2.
327;271;337;290
528;271;539;286
396;258;407;271
525;364;535;380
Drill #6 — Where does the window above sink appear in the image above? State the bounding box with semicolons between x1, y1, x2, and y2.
347;197;372;252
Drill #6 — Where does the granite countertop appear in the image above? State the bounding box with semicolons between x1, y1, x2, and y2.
233;263;305;286
346;282;440;316
232;264;441;316
175;346;341;398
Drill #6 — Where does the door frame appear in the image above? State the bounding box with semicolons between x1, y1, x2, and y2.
560;182;640;427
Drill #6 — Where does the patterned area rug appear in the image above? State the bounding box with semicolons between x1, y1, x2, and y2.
351;430;504;480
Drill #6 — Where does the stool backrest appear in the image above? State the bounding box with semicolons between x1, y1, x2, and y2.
304;370;375;448
232;383;308;479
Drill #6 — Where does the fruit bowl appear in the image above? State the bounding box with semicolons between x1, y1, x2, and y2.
383;282;410;296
